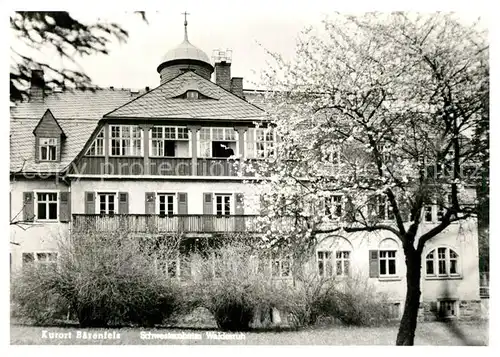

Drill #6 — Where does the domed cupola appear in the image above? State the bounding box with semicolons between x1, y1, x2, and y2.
157;14;214;84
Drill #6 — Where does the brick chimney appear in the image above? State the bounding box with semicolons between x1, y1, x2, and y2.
29;69;45;102
215;61;231;91
213;49;233;91
230;77;244;99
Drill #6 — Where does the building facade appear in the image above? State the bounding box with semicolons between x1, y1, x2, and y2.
10;21;481;321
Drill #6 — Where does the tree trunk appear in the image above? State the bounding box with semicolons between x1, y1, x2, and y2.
396;252;422;345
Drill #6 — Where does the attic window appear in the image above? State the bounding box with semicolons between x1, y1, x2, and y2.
186;90;199;100
86;129;104;156
39;138;57;161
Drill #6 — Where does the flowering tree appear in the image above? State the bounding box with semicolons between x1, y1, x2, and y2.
252;13;488;345
10;11;146;102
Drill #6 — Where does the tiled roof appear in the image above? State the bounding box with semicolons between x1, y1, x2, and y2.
10;89;135;173
105;72;266;121
10;77;267;174
10;89;138;120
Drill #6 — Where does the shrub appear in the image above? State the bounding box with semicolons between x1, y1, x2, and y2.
314;274;394;326
277;273;338;328
11;265;70;325
275;271;394;328
190;242;282;331
11;233;184;327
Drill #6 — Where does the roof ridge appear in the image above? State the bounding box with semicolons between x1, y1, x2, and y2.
103;72;188;117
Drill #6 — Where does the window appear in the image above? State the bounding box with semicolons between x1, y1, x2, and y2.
39;138;57;161
36;253;58;267
317;250;350;277
317;251;333;277
424;205;433;222
426;152;454;179
110;125;142;156
325;195;343;219
246;128;276;158
156;255;179;278
99;193;116;215
321;145;340;164
426;250;435;275
426;247;460;277
36;192;58;221
437;194;454;221
255;128;276;158
387;303;401;319
271;253;291;278
86;129;104;156
379;250;397;276
336;251;350;276
199;127;237;158
215;194;232;216
22;252;57;267
151;126;189;157
439;300;457;318
158;194;175;216
369;195;394;221
186;90;199;100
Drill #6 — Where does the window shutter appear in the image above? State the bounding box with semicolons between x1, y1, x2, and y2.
85;192;95;214
235;193;244;215
235;193;245;232
317;197;326;216
260;195;268;216
178;192;188;214
203;193;213;232
398;195;410;222
145;192;156;214
23;192;35;222
345;197;355;222
203;193;213;214
59;191;71;223
119;192;129;214
369;250;379;278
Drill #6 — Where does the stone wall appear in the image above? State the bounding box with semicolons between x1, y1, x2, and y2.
420;300;483;321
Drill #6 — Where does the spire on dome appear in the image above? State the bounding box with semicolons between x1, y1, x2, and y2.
182;11;190;42
157;12;214;83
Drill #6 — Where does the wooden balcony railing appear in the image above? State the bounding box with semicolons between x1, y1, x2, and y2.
71;214;304;234
74;157;261;177
72;214;256;234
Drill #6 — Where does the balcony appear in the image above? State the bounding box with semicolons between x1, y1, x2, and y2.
72;214;265;234
71;214;305;234
73;157;260;177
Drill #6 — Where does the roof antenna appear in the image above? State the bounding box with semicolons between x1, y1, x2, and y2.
181;11;190;42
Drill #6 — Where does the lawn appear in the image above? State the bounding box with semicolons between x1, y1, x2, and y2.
10;320;488;345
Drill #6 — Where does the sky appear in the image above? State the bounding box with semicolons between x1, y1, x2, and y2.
8;0;491;91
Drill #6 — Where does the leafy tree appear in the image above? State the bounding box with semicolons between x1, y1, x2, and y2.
10;11;146;102
252;12;488;345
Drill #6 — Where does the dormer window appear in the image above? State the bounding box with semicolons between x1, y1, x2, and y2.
85;129;104;156
39;138;58;161
186;90;199;100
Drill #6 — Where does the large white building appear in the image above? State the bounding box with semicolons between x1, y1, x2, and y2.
10;20;482;321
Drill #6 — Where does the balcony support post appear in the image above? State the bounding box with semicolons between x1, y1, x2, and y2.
234;126;248;158
188;125;201;176
104;124;109;174
141;124;152;175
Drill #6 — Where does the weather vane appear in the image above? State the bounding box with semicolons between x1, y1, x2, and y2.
181;11;190;26
181;11;190;41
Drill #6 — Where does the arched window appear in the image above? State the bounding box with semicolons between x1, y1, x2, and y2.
317;237;352;277
426;247;460;277
374;238;399;277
